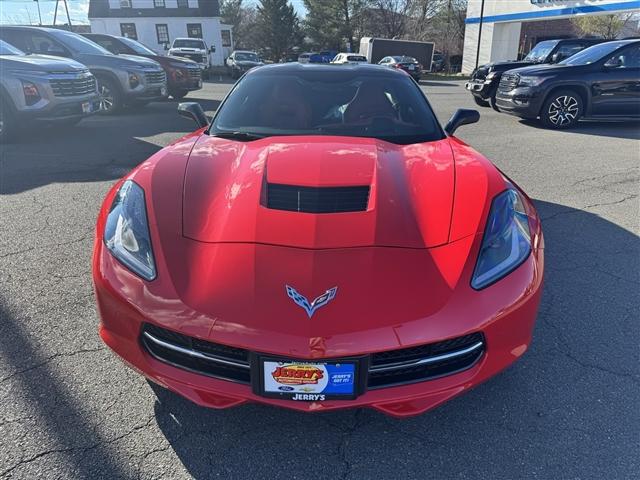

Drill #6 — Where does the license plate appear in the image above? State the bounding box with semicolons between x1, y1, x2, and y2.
408;65;415;70
260;358;358;401
82;101;93;113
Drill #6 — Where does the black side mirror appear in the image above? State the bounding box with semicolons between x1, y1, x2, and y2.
444;109;480;136
178;102;209;128
209;45;216;53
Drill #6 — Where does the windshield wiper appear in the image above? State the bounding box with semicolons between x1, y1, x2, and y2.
211;131;265;141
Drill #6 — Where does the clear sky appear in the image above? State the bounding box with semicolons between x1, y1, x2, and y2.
0;0;306;26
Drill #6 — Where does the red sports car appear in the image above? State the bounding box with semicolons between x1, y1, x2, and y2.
93;64;544;417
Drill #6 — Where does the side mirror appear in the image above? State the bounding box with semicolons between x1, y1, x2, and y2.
551;53;562;63
444;109;480;136
178;102;209;128
209;45;216;53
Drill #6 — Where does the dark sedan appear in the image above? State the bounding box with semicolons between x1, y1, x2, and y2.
378;56;423;82
496;39;640;129
83;33;202;100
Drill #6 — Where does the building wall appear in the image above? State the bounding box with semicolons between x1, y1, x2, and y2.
462;0;640;72
90;16;228;64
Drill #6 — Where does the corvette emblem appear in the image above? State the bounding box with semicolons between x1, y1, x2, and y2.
285;285;337;318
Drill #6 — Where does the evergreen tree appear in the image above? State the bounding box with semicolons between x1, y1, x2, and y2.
303;0;367;51
256;0;302;61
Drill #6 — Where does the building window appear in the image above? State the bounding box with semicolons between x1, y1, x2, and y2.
156;24;169;45
221;30;231;47
177;0;189;8
187;23;203;39
120;23;137;40
154;0;165;7
120;0;132;8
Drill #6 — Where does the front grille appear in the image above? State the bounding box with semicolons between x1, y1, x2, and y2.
188;68;201;81
498;73;519;92
174;53;204;63
141;323;250;383
140;324;485;392
368;332;484;389
266;184;370;214
49;73;96;97
145;70;167;85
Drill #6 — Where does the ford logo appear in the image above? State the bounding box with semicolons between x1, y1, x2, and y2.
278;386;294;392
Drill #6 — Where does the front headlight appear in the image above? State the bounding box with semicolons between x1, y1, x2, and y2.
485;71;497;80
471;189;531;290
517;76;545;87
104;180;156;281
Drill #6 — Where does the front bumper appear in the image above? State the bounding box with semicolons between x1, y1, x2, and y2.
94;237;544;418
465;80;495;99
18;95;101;122
495;88;544;119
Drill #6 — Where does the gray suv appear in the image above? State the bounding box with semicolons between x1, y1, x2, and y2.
0;27;167;114
0;39;100;142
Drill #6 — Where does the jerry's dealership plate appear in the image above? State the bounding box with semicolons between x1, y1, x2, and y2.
256;357;362;401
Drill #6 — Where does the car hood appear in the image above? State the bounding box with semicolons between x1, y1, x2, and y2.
482;60;536;72
0;54;86;71
235;61;262;67
182;136;458;249
508;63;576;76
74;53;158;69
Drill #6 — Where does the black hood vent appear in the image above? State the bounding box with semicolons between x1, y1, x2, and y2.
266;184;370;214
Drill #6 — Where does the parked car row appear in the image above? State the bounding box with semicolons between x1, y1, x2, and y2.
0;26;204;142
467;38;640;129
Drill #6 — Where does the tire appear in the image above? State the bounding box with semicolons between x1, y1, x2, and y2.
473;95;490;107
96;76;123;115
540;89;583;129
489;92;500;112
0;97;16;143
170;89;188;100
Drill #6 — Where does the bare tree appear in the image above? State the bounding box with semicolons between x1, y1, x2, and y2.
572;13;635;39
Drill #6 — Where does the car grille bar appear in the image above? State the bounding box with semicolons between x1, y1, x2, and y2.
50;75;97;97
498;73;519;92
140;323;484;391
369;341;484;373
145;71;167;85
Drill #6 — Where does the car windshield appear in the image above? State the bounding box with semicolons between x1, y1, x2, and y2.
0;40;23;55
119;37;156;55
393;56;417;63
211;68;443;145
173;39;204;49
523;40;558;62
55;31;113;55
235;52;259;62
560;41;628;65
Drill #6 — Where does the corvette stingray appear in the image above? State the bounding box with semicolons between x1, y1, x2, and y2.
93;63;543;417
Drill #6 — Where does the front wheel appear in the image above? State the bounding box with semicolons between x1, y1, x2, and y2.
473;95;490;107
540;90;583;129
97;77;123;115
170;89;188;100
0;99;16;143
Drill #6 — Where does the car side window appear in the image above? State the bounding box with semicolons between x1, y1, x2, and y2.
30;33;69;57
555;43;584;60
606;45;640;69
0;30;30;52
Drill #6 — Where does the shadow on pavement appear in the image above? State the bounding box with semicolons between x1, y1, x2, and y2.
419;80;461;87
148;200;638;478
0;100;220;195
519;118;640;140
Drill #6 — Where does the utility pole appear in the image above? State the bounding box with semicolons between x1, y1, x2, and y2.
63;0;72;27
33;0;42;26
475;0;486;70
53;0;59;25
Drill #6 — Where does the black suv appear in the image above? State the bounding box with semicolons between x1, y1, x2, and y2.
466;38;603;110
495;39;640;129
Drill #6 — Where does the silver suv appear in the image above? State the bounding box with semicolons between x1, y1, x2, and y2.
0;40;100;142
0;27;167;114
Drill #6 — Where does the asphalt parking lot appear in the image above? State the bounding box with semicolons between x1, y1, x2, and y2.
1;79;638;479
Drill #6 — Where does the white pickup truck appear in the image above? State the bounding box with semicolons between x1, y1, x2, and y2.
168;38;215;77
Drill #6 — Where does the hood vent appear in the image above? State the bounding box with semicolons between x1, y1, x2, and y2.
266;183;370;214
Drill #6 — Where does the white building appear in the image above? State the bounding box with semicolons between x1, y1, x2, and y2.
462;0;640;73
88;0;233;65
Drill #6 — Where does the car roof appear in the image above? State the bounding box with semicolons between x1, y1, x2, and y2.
233;50;257;54
250;62;406;77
